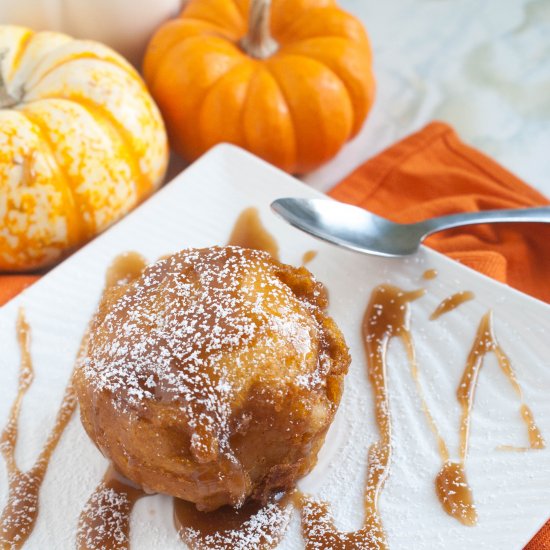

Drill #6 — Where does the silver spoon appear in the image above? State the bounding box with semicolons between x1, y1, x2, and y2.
271;198;550;257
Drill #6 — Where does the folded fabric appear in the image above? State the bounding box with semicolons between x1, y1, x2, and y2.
329;121;550;303
328;121;549;550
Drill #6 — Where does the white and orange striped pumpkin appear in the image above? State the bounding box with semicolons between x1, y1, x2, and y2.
0;26;168;271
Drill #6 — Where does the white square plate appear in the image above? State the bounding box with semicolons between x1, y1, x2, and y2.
1;145;549;549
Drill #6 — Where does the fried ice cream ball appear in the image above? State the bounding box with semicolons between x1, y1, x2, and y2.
75;246;350;511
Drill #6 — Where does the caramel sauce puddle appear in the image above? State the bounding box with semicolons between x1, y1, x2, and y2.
302;250;318;265
174;493;292;549
76;466;146;550
422;269;438;280
227;207;279;259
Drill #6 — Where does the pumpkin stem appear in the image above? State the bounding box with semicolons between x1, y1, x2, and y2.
241;0;278;59
0;50;20;109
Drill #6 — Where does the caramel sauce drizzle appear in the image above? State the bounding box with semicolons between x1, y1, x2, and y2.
0;252;148;550
359;285;474;526
362;285;427;535
302;250;318;265
227;207;279;259
422;269;438;280
298;284;426;549
174;493;292;549
76;466;146;550
514;404;546;451
0;311;78;549
297;492;386;550
430;291;475;320
457;311;545;459
434;310;545;525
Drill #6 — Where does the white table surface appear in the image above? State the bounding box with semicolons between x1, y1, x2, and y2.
303;0;550;197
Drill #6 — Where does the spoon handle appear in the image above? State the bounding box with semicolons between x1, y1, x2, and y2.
418;206;550;237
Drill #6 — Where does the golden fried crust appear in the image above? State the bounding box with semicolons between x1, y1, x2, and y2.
75;246;350;511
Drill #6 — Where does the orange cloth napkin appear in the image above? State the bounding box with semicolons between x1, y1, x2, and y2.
329;121;550;303
328;121;550;550
0;121;548;547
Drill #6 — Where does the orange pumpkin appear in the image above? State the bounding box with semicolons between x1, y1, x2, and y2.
0;26;168;272
144;0;375;174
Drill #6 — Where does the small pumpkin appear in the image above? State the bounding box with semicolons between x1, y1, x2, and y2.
144;0;375;174
0;26;168;272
